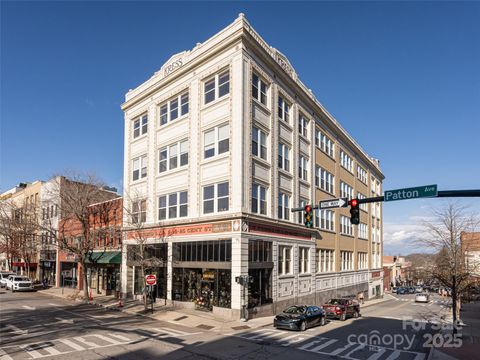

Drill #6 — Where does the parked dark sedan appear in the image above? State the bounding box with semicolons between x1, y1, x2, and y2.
396;287;407;295
273;305;326;331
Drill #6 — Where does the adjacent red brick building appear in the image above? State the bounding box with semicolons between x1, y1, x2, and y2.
56;197;123;296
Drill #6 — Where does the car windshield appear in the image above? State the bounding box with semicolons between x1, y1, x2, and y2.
14;277;24;281
283;306;306;314
326;299;343;305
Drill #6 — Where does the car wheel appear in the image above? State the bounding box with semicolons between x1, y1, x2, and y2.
320;317;326;326
354;311;359;318
340;312;346;321
300;321;306;331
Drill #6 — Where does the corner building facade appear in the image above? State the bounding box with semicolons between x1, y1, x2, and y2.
121;14;384;319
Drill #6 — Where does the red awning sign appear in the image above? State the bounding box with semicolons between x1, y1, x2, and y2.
145;274;157;286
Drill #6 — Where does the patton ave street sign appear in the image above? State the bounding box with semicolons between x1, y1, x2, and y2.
384;184;438;202
319;197;348;209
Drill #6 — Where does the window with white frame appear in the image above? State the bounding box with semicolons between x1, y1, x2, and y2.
204;123;229;159
299;156;308;181
357;165;367;184
340;150;353;172
358;223;368;240
298;114;309;137
252;183;267;215
132;155;147;181
340;215;353;236
159;92;189;125
315;166;334;194
317;209;335;231
277;192;290;220
132;200;146;224
317;249;335;273
203;181;229;214
278;96;290;123
315;129;335;158
341;251;353;271
298;199;307;224
204;70;230;104
278;143;290;172
278;245;292;275
357;193;368;211
340;181;354;199
159;139;188;173
158;191;188;220
133;114;148;138
299;247;310;274
252;73;268;105
252;127;267;160
357;252;368;270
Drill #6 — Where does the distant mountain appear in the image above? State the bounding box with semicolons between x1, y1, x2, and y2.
405;253;435;268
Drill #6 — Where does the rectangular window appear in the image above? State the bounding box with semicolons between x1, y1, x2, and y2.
299;247;310;274
132;155;147;181
158;191;188;220
252;127;267;160
299;156;308;181
315;166;334;194
357;193;368;211
357;252;368;270
341;251;354;271
204;70;230;104
298;114;309;137
317;249;335;273
340;215;353;236
252;73;268;105
317;209;335;231
251;183;267;215
278;96;290;123
278;143;290;172
159;92;189;126
132;200;146;224
159;139;188;173
133;114;148;139
315;129;335;157
340;150;354;173
278;245;292;275
358;223;368;240
357;165;367;184
204;124;230;159
340;181;354;200
203;182;229;214
277;193;290;220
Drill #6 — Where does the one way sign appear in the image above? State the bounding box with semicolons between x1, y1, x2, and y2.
319;198;348;209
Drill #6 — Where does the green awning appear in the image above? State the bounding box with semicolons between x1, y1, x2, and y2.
86;251;121;264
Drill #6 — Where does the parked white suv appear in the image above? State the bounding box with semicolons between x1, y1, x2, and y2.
6;276;34;292
0;272;16;288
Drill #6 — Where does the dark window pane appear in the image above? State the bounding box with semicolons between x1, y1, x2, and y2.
204;199;214;214
202;242;208;261
226;241;232;261
220;241;226;261
218;139;229;154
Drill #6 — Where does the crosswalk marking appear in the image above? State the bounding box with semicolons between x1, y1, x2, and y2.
74;336;100;349
20;344;43;359
384;350;401;360
42;346;62;356
0;348;13;360
57;339;85;351
329;343;356;356
305;339;338;352
413;353;426;360
108;333;131;342
366;347;386;360
0;325;27;335
343;344;366;358
22;305;35;310
149;327;198;338
277;334;307;346
91;334;123;345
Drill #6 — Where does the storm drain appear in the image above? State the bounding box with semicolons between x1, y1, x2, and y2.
196;324;214;330
173;316;188;321
231;325;250;330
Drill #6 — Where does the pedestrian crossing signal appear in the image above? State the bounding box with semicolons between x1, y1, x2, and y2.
304;204;313;228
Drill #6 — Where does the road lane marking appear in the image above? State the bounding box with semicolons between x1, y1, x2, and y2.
22;305;35;310
57;339;85;351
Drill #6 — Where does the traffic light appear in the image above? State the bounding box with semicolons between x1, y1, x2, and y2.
349;199;360;225
304;204;313;228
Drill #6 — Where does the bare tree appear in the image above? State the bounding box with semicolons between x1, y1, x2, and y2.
123;193;169;310
418;203;479;334
0;198;40;277
41;173;118;298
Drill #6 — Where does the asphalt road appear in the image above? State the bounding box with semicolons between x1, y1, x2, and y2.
0;290;448;360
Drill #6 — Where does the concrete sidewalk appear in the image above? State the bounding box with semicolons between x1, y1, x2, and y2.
430;301;480;360
36;287;393;332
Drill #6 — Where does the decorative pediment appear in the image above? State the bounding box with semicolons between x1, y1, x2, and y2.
158;51;189;79
273;49;297;79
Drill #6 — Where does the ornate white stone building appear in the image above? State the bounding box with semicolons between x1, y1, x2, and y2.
121;14;384;319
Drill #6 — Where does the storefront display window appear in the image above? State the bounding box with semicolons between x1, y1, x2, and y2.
248;268;272;308
173;240;231;262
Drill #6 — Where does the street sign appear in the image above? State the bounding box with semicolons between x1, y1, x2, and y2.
319;197;348;209
384;184;438;202
145;274;157;286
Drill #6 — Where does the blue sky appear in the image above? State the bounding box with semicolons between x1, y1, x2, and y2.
1;1;479;255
